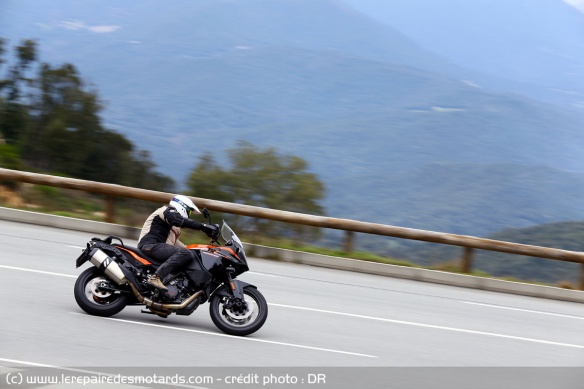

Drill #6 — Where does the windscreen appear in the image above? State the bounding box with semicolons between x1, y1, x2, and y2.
221;222;244;252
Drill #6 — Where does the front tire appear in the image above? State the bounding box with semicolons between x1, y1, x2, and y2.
74;266;128;317
209;286;268;336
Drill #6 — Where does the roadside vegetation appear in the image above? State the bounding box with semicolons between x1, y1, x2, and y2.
1;38;578;290
0;183;577;290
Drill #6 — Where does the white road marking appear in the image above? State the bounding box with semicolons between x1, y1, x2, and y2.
69;313;377;358
269;303;584;350
5;263;584;352
0;264;283;280
248;271;280;277
0;358;208;389
0;264;76;278
464;301;584;320
0;358;55;368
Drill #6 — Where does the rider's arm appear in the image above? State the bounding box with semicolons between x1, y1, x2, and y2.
163;207;203;230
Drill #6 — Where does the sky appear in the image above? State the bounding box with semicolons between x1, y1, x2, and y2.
564;0;584;12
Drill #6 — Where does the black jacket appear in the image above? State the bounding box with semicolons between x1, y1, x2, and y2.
137;205;203;249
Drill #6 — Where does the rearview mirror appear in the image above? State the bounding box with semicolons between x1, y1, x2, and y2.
202;208;211;223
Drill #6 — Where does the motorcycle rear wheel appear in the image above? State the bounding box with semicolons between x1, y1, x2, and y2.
209;286;268;336
74;266;128;317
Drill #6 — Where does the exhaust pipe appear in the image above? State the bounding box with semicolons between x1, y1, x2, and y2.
89;248;203;315
89;248;128;285
129;283;203;313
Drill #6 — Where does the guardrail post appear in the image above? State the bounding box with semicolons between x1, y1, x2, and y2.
5;168;584;284
105;195;115;223
344;230;354;253
461;247;474;273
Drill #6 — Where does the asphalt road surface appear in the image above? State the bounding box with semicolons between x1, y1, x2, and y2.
1;219;584;388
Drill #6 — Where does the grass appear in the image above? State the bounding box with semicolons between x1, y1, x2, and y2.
0;184;578;290
251;239;418;267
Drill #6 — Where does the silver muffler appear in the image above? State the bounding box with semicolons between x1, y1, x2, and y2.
89;248;128;285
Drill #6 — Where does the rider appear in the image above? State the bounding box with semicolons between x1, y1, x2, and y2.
137;195;219;291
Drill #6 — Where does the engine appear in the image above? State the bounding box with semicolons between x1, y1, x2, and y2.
160;275;192;303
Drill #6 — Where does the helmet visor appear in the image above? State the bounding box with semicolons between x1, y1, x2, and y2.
173;197;195;217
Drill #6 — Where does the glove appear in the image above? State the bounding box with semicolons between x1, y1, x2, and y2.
201;223;220;238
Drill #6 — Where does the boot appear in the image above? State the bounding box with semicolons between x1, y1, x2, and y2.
147;274;168;291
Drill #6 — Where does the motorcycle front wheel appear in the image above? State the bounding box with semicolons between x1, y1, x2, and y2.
74;266;128;317
209;286;268;336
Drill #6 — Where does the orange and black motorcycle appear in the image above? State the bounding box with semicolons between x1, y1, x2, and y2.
73;209;268;336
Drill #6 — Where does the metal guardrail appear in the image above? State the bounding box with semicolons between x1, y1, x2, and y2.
1;167;584;289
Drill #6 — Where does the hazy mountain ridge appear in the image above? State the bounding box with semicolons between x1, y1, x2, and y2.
87;45;584;187
402;220;584;285
340;163;584;236
3;0;584;256
480;221;584;284
342;0;584;109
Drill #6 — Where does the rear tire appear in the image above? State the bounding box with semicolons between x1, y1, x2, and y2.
74;266;128;317
209;286;268;336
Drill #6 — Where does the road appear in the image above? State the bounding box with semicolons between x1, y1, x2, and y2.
1;219;584;388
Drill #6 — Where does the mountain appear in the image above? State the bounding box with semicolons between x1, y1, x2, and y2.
342;0;584;109
0;0;460;74
3;0;584;257
402;221;584;285
331;163;584;235
0;0;477;172
480;221;584;285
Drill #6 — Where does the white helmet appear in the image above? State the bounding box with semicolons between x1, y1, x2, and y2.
169;195;200;218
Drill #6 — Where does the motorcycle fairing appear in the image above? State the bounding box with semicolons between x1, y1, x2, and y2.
184;250;213;287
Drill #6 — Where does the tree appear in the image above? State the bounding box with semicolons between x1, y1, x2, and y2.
0;39;37;145
187;141;325;240
0;143;22;170
0;38;175;192
124;150;176;192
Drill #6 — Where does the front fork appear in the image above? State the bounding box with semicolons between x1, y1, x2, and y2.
226;268;244;299
213;277;255;301
220;273;255;317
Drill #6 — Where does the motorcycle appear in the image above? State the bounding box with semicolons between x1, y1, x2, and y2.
73;209;268;336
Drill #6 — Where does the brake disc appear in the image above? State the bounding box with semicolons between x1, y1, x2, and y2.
224;297;253;321
89;277;114;300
